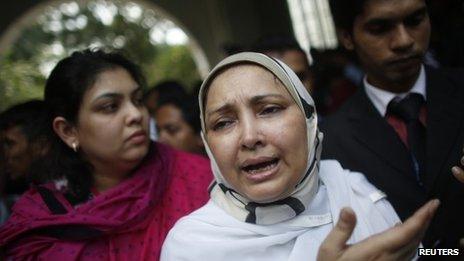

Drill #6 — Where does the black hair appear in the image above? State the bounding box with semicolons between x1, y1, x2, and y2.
0;100;48;143
143;80;188;110
156;94;201;134
251;34;306;57
43;48;146;203
329;0;367;33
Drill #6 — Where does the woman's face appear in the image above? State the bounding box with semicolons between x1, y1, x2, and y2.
75;67;150;172
205;64;308;203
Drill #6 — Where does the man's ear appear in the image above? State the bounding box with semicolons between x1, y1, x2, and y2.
338;29;355;50
53;116;78;150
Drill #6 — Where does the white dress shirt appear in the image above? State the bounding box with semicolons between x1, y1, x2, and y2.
364;66;427;116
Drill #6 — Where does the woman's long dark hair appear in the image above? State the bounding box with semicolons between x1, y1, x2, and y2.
39;49;146;203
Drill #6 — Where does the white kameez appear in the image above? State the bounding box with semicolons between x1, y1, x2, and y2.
161;160;400;261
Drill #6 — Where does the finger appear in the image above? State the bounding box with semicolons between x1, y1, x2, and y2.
390;229;425;260
320;208;357;252
358;199;440;256
460;238;464;248
386;199;440;250
349;200;439;260
390;200;441;259
452;166;464;184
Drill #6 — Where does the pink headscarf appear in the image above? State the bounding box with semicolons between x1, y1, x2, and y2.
0;142;212;260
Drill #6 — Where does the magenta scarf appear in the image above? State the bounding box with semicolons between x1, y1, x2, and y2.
0;143;212;260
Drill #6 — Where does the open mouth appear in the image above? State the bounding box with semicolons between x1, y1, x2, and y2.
241;158;279;174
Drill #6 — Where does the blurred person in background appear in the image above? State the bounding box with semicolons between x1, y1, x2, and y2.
155;94;205;155
252;34;314;94
252;35;359;116
0;100;49;212
144;80;189;141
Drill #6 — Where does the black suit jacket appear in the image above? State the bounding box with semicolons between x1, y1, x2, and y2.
320;67;464;248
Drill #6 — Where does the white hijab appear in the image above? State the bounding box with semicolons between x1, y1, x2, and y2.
161;52;400;261
198;52;324;225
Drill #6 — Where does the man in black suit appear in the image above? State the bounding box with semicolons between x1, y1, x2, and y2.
322;0;464;248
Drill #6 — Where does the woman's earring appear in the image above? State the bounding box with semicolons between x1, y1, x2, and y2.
72;142;78;152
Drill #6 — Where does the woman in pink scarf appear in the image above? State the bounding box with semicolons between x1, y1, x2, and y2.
0;49;212;260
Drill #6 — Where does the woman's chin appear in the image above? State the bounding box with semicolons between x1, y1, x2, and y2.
243;186;289;203
122;146;149;165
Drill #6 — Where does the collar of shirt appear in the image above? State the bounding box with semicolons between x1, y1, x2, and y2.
364;65;427;116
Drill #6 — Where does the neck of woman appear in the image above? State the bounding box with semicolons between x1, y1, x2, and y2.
92;163;136;193
93;173;126;193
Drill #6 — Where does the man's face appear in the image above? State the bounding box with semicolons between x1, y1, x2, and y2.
341;0;430;92
1;126;32;180
266;50;313;93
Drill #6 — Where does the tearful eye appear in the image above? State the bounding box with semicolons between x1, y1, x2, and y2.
261;106;282;115
212;120;233;131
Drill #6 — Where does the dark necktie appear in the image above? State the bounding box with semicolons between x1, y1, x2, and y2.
387;93;426;180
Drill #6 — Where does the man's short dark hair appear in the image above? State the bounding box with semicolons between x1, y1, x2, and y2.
329;0;431;33
251;34;306;56
329;0;367;33
143;80;188;107
156;94;201;134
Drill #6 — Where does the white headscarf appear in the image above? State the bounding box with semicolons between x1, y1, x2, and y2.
161;52;400;261
199;52;323;225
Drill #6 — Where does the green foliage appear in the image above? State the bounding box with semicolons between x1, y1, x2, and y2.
0;54;45;110
0;0;201;111
145;44;201;88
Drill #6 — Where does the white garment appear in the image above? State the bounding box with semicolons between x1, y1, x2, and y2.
364;65;427;116
149;117;158;141
161;160;400;261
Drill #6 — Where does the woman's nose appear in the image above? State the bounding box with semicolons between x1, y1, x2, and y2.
240;116;263;150
126;103;144;125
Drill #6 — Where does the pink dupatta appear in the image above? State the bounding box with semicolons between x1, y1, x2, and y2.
0;143;212;260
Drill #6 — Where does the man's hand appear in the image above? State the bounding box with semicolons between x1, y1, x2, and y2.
317;199;440;261
451;149;464;248
451;149;464;184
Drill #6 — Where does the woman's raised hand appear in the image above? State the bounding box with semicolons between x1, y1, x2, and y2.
317;199;440;261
